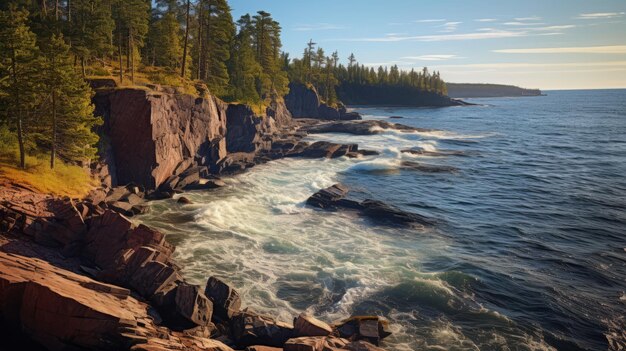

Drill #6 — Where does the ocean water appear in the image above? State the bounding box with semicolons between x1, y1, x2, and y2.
137;89;626;351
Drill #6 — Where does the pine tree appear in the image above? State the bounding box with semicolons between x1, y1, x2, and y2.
40;34;100;168
148;12;183;68
196;0;234;96
112;0;149;84
68;0;115;76
0;6;43;168
227;14;261;104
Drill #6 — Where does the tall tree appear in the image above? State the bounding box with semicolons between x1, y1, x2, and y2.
195;0;234;95
112;0;149;84
68;0;115;76
0;6;43;168
180;0;191;77
227;14;261;104
40;34;100;168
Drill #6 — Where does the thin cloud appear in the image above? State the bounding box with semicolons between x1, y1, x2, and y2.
494;45;626;54
293;23;345;31
415;19;446;23
402;54;458;61
440;21;462;33
503;21;545;26
576;12;625;20
475;18;497;22
531;25;576;31
515;16;542;21
332;29;527;42
433;61;626;69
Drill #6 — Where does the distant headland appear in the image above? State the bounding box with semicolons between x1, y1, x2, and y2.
447;83;543;98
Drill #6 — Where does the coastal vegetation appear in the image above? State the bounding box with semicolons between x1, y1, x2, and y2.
0;0;450;175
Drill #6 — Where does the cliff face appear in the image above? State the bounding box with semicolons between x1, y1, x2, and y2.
284;83;361;120
94;88;292;190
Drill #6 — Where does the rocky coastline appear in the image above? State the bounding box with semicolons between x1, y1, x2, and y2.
0;81;460;351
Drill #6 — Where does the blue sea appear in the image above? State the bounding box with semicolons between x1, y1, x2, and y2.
139;89;626;351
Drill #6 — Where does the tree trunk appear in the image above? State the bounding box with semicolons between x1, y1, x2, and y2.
81;56;86;78
130;29;134;84
118;30;124;83
55;0;59;21
180;0;190;78
126;29;131;70
50;90;57;169
67;0;71;22
196;1;203;80
11;48;26;169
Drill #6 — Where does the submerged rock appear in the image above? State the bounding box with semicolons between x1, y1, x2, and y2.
400;161;458;173
303;120;430;136
307;184;434;228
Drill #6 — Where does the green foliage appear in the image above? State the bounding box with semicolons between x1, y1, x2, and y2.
195;0;235;96
147;12;183;68
0;5;44;168
40;34;100;165
68;0;115;68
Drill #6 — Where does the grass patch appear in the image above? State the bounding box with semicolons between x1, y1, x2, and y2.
0;148;96;199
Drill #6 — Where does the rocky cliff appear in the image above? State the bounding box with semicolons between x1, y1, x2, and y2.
94;87;292;191
284;83;361;120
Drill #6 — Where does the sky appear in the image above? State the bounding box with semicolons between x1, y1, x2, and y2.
228;0;626;90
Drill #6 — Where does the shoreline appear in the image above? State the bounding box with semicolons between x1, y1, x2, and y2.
1;113;438;350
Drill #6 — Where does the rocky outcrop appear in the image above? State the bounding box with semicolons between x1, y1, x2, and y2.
94;88;294;192
1;183;395;350
307;184;434;227
94;88;228;190
303;120;431;136
0;251;235;351
285;83;361;120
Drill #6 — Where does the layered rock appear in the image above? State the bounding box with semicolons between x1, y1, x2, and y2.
0;251;234;351
94;88;228;190
94;88;293;191
285;83;361;120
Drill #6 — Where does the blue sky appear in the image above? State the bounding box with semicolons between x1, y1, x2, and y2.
228;0;626;89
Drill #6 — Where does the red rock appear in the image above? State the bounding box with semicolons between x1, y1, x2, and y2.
174;283;213;326
205;276;242;320
293;313;332;337
343;341;385;351
284;336;324;351
231;309;294;348
333;316;391;346
246;346;284;351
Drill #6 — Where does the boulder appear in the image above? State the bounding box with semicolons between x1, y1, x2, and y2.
174;283;214;327
177;196;193;205
226;104;275;154
333;317;391;346
0;251;156;351
284;337;324;351
284;336;349;351
293;313;332;337
298;141;356;159
343;341;386;351
246;347;284;351
231;309;294;348
306;184;350;209
204;276;242;320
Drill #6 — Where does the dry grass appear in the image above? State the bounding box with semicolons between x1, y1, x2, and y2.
0;151;96;199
